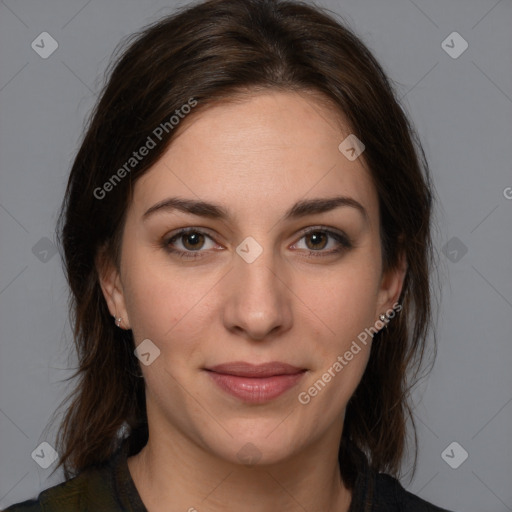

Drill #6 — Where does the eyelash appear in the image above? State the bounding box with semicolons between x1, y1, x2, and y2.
162;226;352;260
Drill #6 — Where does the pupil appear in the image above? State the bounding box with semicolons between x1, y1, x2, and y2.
308;232;326;250
185;232;202;249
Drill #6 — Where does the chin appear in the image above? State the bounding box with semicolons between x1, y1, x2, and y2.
200;419;308;467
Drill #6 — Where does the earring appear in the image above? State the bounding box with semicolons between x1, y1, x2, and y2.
379;314;387;323
115;317;122;328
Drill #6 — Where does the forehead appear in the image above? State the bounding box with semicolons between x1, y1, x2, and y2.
130;91;379;227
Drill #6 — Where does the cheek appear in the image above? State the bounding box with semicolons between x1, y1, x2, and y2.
122;252;217;351
297;268;378;413
304;258;381;347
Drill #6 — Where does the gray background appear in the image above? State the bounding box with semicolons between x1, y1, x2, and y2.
0;0;511;510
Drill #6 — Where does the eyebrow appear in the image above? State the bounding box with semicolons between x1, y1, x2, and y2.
142;195;368;223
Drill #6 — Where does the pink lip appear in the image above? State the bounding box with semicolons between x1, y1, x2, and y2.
205;362;306;403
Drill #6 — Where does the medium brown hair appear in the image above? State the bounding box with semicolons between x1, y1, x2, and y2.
53;0;436;483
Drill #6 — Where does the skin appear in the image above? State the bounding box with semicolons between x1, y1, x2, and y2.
98;90;406;512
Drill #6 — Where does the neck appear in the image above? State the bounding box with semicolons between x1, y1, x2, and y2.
127;424;352;512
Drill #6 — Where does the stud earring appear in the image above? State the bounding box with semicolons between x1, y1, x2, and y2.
115;317;122;328
378;313;389;330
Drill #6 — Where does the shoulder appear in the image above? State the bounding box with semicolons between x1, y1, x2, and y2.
342;441;457;512
2;498;42;512
2;462;116;512
373;472;456;512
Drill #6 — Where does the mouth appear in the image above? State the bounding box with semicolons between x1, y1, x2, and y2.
204;361;307;403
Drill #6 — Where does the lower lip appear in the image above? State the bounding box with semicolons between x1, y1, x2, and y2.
207;371;305;403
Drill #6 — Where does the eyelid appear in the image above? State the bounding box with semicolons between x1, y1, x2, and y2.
290;225;352;253
165;227;221;250
294;224;349;240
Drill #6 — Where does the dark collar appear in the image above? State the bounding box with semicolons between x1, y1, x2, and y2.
111;439;148;512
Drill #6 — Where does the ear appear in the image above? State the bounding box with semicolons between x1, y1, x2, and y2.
375;250;407;319
96;246;131;330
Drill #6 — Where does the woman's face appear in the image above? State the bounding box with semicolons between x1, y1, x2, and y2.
100;91;404;465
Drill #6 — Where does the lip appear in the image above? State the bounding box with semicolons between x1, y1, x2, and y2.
205;361;306;403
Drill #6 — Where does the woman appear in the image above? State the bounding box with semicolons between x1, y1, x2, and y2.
4;0;454;510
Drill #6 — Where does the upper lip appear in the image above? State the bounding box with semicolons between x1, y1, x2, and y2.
206;361;306;378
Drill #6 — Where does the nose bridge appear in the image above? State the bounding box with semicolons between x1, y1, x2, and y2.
235;236;282;306
224;235;291;339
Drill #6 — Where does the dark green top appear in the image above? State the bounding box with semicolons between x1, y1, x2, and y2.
3;439;455;511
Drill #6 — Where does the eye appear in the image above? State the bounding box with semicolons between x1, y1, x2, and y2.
292;227;352;257
163;228;218;259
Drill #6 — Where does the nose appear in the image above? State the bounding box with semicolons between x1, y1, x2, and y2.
222;243;293;342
